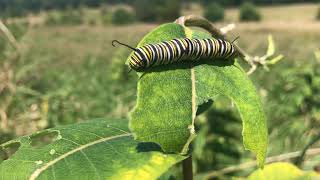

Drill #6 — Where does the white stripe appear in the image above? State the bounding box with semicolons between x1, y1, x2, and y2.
146;45;155;63
162;42;171;63
171;40;181;57
219;39;225;56
204;39;211;57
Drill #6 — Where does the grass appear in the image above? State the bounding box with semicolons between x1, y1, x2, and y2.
184;3;319;22
25;25;153;64
183;2;320;63
227;3;319;22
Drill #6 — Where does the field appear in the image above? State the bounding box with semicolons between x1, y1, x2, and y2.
1;2;320;178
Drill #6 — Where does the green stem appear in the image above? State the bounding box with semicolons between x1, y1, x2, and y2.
294;133;320;167
182;155;193;180
175;15;247;59
0;20;20;51
201;148;320;179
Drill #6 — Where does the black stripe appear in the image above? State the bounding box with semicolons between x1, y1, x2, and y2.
206;39;212;57
184;38;193;58
191;39;198;60
131;55;142;67
181;39;189;60
149;44;158;66
207;39;214;58
158;43;166;65
202;39;209;57
185;38;194;59
154;44;162;65
222;40;228;56
194;39;202;60
172;39;184;53
217;39;224;56
226;44;235;58
163;41;174;64
172;39;184;61
136;48;148;66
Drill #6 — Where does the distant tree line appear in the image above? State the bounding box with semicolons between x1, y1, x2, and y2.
0;0;319;17
0;0;129;17
134;0;181;22
199;0;320;6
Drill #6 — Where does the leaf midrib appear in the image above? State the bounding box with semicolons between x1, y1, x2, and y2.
181;30;197;154
29;133;131;180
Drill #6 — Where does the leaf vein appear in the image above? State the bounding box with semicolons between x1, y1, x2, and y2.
29;133;131;180
80;150;101;180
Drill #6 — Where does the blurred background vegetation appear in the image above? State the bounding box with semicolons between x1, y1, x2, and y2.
0;0;320;179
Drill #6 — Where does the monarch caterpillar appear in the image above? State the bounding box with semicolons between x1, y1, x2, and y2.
112;38;237;71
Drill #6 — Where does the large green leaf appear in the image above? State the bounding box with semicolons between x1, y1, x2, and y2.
247;162;320;180
129;23;268;167
0;118;185;179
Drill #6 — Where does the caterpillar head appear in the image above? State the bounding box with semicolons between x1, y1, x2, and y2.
129;50;146;71
112;40;146;71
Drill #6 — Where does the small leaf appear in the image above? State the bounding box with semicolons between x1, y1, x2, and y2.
129;23;268;167
266;35;275;58
266;54;284;65
315;50;320;62
0;118;185;179
248;162;320;180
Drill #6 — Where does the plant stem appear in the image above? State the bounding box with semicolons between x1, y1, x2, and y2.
294;133;320;167
175;15;282;74
201;147;320;179
0;20;20;51
175;15;247;59
182;155;193;180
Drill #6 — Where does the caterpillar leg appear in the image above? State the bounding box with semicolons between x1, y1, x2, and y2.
139;72;147;80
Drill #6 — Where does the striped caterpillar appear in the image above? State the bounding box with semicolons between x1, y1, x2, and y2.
112;38;237;71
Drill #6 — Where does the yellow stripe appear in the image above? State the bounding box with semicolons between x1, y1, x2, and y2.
200;40;206;57
131;56;140;67
168;41;176;58
154;45;161;65
213;39;218;56
143;46;152;59
159;43;167;64
226;42;231;55
146;45;154;66
209;39;215;56
181;39;188;49
141;46;151;66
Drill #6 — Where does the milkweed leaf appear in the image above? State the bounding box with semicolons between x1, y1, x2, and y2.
0;118;185;179
129;23;268;167
248;162;320;180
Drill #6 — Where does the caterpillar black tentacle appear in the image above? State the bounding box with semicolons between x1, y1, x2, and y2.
113;38;237;71
232;36;240;43
112;40;137;51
